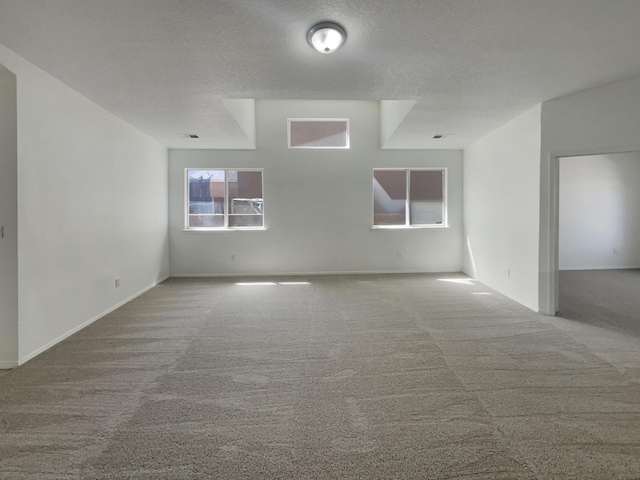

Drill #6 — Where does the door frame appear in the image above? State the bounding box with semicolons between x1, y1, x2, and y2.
541;145;640;315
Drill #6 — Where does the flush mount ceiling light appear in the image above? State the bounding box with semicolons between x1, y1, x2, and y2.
307;22;346;54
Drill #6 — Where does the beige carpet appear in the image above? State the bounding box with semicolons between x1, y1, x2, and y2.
1;273;639;479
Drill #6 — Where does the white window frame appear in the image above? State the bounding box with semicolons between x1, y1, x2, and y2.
287;118;350;149
372;168;448;229
184;168;265;231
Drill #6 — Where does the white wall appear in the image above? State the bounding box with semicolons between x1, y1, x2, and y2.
539;75;640;313
559;153;640;270
0;64;18;368
169;100;462;276
463;105;541;311
0;43;169;364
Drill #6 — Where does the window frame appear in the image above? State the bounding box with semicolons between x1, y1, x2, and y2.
287;118;350;149
184;168;265;231
371;168;448;229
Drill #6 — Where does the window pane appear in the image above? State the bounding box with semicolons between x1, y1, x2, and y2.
186;169;264;230
229;214;263;227
373;170;406;225
410;170;444;225
289;119;349;148
188;214;224;228
188;170;225;218
228;170;263;221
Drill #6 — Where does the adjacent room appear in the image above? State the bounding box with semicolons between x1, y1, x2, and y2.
558;152;640;336
1;1;640;478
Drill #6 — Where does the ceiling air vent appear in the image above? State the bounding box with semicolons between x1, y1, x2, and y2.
433;134;453;139
178;133;199;139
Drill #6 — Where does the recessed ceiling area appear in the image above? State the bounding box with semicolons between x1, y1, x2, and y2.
1;0;640;149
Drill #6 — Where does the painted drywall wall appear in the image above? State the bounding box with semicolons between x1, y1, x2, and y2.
540;75;640;313
380;100;416;148
559;153;640;270
169;100;462;276
0;64;18;368
463;105;541;311
0;43;169;364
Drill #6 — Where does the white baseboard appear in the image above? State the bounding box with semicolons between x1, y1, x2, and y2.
471;278;539;313
170;269;462;278
0;361;18;369
19;275;170;366
559;265;640;271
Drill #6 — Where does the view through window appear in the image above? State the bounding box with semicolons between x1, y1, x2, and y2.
186;169;263;229
373;169;446;227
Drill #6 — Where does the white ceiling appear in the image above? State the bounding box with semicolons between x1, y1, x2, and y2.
1;0;640;149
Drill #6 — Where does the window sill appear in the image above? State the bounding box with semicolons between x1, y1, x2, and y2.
371;224;449;230
183;227;266;232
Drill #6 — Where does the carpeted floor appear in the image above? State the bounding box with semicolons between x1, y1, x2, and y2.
1;273;639;479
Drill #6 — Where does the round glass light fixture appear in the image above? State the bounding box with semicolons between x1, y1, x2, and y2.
307;22;346;54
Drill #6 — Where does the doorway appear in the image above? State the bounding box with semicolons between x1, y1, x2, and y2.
557;152;640;336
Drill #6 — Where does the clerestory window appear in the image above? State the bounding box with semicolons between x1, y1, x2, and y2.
288;118;350;149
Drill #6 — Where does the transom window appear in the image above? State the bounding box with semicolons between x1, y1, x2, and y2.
373;169;446;228
186;169;263;230
288;118;349;149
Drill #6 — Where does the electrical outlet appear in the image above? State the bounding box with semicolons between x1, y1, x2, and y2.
506;268;511;278
397;251;403;259
231;254;235;261
115;279;120;288
613;248;618;255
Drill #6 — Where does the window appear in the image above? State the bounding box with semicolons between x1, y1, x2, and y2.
186;169;263;229
288;118;349;148
373;169;446;227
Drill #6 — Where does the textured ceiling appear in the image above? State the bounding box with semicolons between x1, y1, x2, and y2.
1;0;640;149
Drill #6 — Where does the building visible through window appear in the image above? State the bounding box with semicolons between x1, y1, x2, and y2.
373;169;446;227
186;169;263;229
